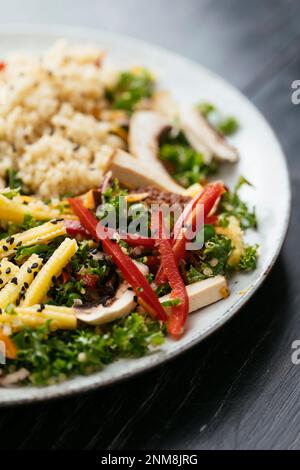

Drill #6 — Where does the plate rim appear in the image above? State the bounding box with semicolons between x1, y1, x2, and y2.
0;23;292;406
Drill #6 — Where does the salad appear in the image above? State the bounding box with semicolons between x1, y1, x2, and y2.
0;42;258;387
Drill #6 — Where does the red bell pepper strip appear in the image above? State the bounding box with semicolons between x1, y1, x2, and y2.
64;220;89;237
68;198;168;322
204;215;219;225
77;273;99;289
96;224;156;248
156;212;189;338
61;270;70;284
172;181;225;241
155;182;225;284
65;219;156;247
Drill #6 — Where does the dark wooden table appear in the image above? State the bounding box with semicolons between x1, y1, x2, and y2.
0;0;299;450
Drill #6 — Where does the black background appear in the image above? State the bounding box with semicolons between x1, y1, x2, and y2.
0;0;299;450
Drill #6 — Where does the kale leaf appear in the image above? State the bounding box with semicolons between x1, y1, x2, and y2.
219;176;257;230
8;314;164;385
106;69;155;113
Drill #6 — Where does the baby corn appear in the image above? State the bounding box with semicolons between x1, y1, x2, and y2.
0;254;43;309
0;220;66;259
0;195;58;223
0;259;20;288
22;238;78;307
0;305;76;332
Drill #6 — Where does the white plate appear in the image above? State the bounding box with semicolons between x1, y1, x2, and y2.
0;24;291;405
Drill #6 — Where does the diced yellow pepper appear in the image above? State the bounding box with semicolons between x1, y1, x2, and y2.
216;216;245;266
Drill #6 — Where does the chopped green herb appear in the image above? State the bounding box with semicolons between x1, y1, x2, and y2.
238;244;259;271
219;176;257;230
6;168;23;190
7;314;164;385
217;116;239;136
187;234;232;283
160;298;181;307
106;69;155;113
196;102;216;118
159;131;218;188
197;101;240;136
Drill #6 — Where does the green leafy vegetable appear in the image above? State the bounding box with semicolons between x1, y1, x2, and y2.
238;244;259;271
197;102;216;118
217;116;239;136
197;101;239;136
219;176;257;230
6;168;23;190
106;69;155;113
96;179;127;227
160;298;181;307
7;314;164;385
159;132;217;188
187;234;232;283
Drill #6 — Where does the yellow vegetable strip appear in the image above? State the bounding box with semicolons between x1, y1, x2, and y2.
0;221;66;259
0;194;58;223
0;305;76;332
0;254;43;309
21;238;78;307
0;259;19;288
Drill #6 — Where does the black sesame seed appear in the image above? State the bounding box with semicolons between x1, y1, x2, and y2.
24;282;29;288
2;245;8;251
0;279;3;285
16;241;22;247
27;267;32;273
31;262;38;269
16;299;20;306
33;271;38;278
6;236;14;244
5;267;11;274
128;287;133;291
133;295;138;302
11;277;18;285
0;308;2;314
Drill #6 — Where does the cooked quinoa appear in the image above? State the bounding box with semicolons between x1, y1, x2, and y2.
0;40;125;197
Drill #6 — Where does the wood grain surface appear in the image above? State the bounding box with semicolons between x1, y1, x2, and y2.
0;0;299;450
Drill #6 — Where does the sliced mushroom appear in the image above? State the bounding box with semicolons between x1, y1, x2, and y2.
128;111;185;193
180;106;239;163
77;275;228;326
158;275;228;313
109;149;186;194
152;90;179;120
152;91;239;163
76;282;136;325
